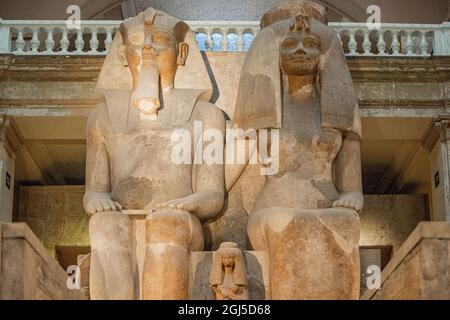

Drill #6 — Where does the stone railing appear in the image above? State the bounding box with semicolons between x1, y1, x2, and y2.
330;22;450;56
1;19;450;56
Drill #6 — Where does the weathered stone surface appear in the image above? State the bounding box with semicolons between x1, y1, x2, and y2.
362;222;450;300
359;194;428;252
18;185;90;257
0;223;85;300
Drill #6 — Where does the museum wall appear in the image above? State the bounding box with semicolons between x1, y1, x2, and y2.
0;143;15;223
17;185;90;257
359;194;428;251
16;185;427;256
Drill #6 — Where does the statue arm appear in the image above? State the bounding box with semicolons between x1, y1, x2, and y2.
332;136;364;212
190;102;226;221
224;123;258;192
83;105;122;215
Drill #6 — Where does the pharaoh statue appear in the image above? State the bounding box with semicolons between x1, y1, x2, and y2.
210;242;249;300
233;1;363;299
84;8;225;300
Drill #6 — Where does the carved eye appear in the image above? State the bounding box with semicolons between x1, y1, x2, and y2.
129;33;145;45
152;32;173;45
303;37;319;49
282;38;298;48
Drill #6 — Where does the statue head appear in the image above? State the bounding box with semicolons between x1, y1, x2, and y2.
233;1;361;139
96;8;212;126
210;242;248;287
279;15;321;76
118;9;189;118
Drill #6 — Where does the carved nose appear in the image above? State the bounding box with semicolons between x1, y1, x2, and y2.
294;45;307;54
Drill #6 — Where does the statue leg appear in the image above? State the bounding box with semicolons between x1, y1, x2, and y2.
142;209;204;300
89;211;135;300
248;207;360;300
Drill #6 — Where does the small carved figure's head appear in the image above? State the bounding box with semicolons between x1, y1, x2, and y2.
118;8;189;119
210;242;248;289
280;15;320;76
221;252;236;268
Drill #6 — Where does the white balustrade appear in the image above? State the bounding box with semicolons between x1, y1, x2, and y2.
1;19;450;57
330;23;440;56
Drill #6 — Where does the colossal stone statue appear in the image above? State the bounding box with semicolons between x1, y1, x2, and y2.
84;8;225;300
210;242;249;300
234;1;363;299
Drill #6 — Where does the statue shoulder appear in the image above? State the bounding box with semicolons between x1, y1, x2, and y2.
193;100;226;127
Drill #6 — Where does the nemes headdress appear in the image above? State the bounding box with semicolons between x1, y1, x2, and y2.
233;1;361;139
96;8;213;127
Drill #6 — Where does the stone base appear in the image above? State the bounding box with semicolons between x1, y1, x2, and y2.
361;222;450;300
0;223;86;300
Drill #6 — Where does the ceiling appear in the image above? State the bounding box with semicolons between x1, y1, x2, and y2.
0;0;449;23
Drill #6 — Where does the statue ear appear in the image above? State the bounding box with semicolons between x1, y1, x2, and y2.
177;42;189;66
118;44;128;67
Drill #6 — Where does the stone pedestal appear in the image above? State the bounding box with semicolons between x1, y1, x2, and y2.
0;223;86;300
361;222;450;300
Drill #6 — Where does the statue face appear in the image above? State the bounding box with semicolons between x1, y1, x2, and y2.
280;30;320;76
222;254;235;268
119;25;189;118
123;27;188;85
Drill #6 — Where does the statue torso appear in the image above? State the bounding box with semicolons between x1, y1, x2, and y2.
253;94;342;212
98;102;195;210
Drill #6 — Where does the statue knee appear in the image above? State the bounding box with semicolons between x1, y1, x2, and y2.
146;209;204;251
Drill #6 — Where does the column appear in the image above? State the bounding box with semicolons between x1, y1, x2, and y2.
431;119;450;221
0;116;23;223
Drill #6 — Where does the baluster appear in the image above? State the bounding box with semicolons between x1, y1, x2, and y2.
221;29;228;51
15;28;25;52
420;31;429;55
105;28;113;52
405;31;414;55
236;28;244;51
90;28;99;53
348;30;357;55
391;30;400;55
30;28;40;53
246;28;258;50
205;29;213;51
45;28;55;53
377;30;386;55
75;29;84;53
60;29;70;53
362;30;372;55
